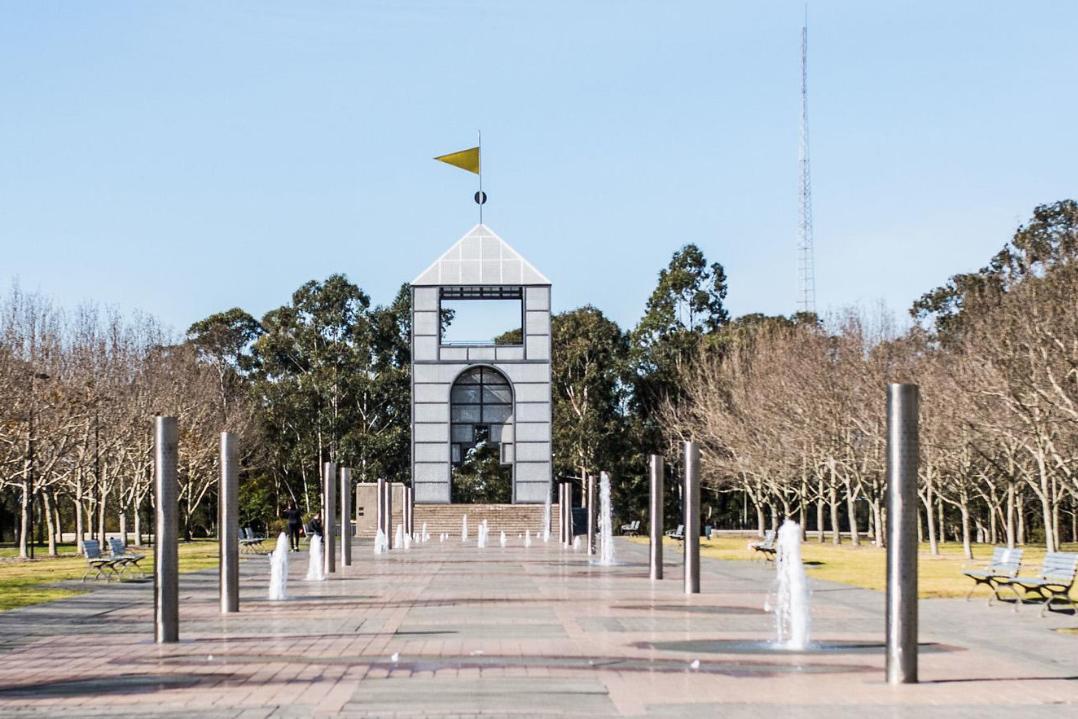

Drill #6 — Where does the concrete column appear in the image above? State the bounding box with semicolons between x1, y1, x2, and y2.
586;475;596;555
323;461;336;574
154;416;179;643
649;454;664;580
340;467;352;567
219;432;239;613
683;441;700;594
886;383;919;684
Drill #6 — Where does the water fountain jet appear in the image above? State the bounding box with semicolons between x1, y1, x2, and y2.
306;534;325;581
269;533;289;600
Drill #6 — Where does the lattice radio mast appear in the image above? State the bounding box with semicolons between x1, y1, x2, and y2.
797;9;817;315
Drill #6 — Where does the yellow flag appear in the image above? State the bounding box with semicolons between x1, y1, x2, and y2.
434;146;480;175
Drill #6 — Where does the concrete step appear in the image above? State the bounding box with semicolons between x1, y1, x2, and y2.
375;504;559;538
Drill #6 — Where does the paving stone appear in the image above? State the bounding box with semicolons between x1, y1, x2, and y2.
0;537;1075;717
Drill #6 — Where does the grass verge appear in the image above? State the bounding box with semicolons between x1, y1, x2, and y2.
629;535;1077;600
0;540;223;612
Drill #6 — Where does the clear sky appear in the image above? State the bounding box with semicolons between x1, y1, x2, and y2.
2;1;1075;335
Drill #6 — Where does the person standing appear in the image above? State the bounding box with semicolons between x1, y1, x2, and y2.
283;501;302;551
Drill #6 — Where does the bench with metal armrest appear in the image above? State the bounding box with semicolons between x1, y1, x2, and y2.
620;520;641;536
239;527;268;554
961;546;1023;604
749;530;777;560
81;540;122;582
106;536;146;578
665;524;685;542
996;551;1078;617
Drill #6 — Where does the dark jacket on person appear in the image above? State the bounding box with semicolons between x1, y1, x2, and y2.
283;507;302;526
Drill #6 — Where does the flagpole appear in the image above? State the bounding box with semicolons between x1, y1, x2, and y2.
477;129;483;225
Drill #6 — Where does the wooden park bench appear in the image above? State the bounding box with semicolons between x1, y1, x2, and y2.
620;520;641;536
750;530;777;561
997;551;1078;617
961;546;1023;604
81;540;122;582
107;537;146;579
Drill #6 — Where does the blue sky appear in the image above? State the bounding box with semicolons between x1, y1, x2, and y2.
1;1;1075;335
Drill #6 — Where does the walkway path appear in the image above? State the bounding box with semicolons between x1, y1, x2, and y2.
0;537;1075;717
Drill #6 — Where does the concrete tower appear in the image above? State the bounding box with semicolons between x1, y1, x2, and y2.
410;224;553;504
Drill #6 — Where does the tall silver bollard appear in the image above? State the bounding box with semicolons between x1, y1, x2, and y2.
886;384;919;684
586;475;596;555
219;432;239;613
340;467;352;566
385;479;394;548
376;476;387;539
558;482;567;544
323;462;336;574
649;454;664;580
404;484;414;536
154;417;179;643
683;441;700;594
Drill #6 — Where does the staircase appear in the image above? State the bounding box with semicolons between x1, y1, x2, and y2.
406;504;559;537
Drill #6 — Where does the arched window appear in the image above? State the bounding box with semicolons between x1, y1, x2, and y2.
449;366;513;503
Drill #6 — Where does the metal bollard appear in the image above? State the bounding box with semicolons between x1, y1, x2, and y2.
219;432;239;613
558;482;567;544
683;441;700;594
586;475;596;555
340;467;352;566
404;484;414;536
376;476;387;540
385;479;394;548
324;462;336;574
154;417;179;643
886;384;919;684
649;454;664;580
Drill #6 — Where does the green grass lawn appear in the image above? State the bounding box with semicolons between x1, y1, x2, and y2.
0;540;224;612
629;535;1078;600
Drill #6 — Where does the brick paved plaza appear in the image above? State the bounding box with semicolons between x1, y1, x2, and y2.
0;538;1075;717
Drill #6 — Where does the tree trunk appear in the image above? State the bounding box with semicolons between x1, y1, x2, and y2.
959;500;973;560
872;499;884;548
1005;484;1016;549
1017;493;1025;545
829;481;841;545
74;495;85;554
18;480;30;559
119;510;128;546
134;495;143;546
923;490;939;555
937;499;945;547
97;488;108;545
844;482;860;547
43;490;57;556
816;494;825;543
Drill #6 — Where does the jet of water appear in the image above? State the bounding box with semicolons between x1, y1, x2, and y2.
421;522;429;542
462;514;469;542
772;519;812;650
597;471;616;566
305;534;325;581
524;530;532;547
500;530;507;548
374;528;388;554
394;524;404;549
269;533;290;600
